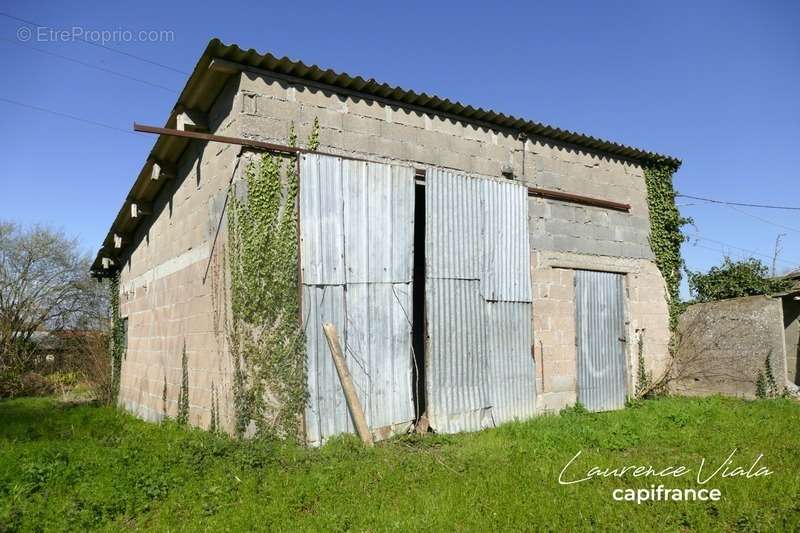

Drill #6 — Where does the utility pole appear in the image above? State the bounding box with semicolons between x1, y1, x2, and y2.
772;233;786;276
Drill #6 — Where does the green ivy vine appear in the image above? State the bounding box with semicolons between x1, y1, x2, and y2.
635;330;651;397
176;341;189;426
109;273;124;404
226;118;319;439
643;162;690;331
209;381;220;434
755;354;779;399
162;375;168;420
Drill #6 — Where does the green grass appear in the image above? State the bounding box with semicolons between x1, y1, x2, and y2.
1;396;799;532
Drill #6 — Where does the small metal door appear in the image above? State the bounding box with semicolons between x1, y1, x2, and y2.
575;270;627;411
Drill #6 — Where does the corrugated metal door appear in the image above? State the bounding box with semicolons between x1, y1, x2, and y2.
425;169;536;433
300;154;416;445
575;270;627;411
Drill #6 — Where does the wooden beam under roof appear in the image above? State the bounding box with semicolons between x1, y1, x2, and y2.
176;108;208;132
130;202;152;219
150;160;176;181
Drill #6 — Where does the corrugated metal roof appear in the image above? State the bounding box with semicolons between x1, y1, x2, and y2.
92;38;681;275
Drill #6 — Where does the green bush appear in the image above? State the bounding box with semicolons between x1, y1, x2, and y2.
688;257;792;302
0;372;55;398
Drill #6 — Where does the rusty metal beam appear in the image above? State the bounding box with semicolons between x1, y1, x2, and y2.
133;123;303;155
134;123;631;212
527;186;630;212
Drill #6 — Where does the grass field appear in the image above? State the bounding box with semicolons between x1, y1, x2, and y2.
1;396;799;531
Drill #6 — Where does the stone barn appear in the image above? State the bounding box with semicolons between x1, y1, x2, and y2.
91;39;680;444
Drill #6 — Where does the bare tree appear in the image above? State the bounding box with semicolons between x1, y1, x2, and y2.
0;221;103;373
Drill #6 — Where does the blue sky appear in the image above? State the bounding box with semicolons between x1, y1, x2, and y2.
0;1;798;295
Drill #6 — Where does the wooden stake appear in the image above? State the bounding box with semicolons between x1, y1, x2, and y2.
322;322;373;447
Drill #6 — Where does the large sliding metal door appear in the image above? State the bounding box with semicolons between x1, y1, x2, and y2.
300;154;416;445
575;270;628;411
425;169;536;433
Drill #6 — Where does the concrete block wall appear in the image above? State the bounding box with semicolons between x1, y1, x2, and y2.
673;295;788;398
237;70;672;413
238;73;653;262
531;263;577;411
117;77;242;431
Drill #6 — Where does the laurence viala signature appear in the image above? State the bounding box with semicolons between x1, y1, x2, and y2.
558;449;773;486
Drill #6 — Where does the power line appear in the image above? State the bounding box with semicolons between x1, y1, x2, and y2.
686;233;800;266
681;199;800;234
0;96;144;136
0;12;188;75
687;242;799;271
724;204;800;234
689;242;800;273
0;37;175;93
677;193;800;211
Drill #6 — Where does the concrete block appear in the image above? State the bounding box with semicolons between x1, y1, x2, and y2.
346;96;386;120
390;106;426;128
342;113;381;136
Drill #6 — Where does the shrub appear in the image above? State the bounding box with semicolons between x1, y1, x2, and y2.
70;332;113;404
688;257;792;302
0;371;23;399
0;371;59;398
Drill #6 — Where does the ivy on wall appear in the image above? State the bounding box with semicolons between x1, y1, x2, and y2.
634;162;689;398
109;273;125;404
209;381;220;433
176;342;189;425
162;376;168;420
226;119;320;439
634;330;651;397
643;162;690;331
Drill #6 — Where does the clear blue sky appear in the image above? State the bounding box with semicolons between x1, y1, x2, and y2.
1;1;798;295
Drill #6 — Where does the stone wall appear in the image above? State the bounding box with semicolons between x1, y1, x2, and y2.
673;295;788;398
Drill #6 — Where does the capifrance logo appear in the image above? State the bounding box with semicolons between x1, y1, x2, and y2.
612;485;721;504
